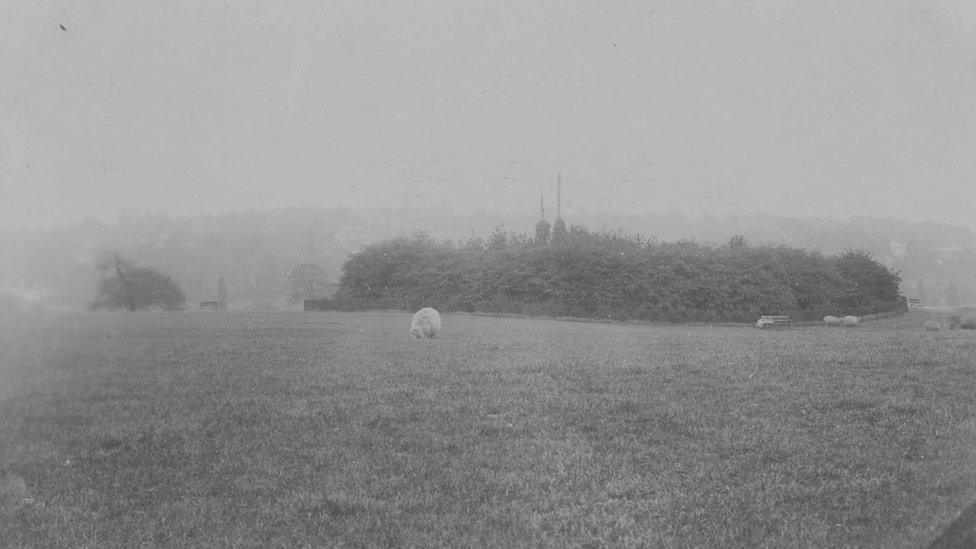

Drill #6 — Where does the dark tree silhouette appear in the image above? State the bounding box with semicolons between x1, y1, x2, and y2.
551;217;568;244
727;234;748;249
834;249;902;307
535;218;551;246
336;225;903;322
91;254;185;311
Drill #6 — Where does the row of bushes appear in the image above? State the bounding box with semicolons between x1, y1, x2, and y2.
330;226;904;323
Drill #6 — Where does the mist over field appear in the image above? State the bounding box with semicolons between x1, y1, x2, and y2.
4;2;976;312
3;2;976;545
1;207;975;312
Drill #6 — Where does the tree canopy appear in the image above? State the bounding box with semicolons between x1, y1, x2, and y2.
335;225;903;322
90;254;186;311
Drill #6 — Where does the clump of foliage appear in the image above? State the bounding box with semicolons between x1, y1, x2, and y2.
335;226;902;322
90;254;185;311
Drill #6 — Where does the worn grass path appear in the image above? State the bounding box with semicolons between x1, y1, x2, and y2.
1;310;975;546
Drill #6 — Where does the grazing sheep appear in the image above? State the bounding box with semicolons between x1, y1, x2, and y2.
842;315;860;327
823;315;843;327
410;307;441;338
924;321;942;331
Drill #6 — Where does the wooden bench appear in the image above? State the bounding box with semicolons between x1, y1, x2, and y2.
756;315;791;328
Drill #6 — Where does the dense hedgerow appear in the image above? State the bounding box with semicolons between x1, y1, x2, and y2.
333;225;902;322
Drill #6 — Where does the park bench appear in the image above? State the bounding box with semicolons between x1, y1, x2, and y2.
756;315;791;328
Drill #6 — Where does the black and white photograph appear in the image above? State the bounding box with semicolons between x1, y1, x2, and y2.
2;1;976;546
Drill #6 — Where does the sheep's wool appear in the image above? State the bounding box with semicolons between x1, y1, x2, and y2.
411;307;441;338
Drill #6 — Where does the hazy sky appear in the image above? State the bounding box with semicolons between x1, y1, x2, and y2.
2;1;975;231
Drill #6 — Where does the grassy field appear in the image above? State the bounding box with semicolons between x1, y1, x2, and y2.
2;309;975;547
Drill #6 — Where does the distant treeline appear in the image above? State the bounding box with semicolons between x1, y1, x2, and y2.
325;225;903;323
4;206;973;311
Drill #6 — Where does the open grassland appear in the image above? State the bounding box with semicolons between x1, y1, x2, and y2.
2;310;976;547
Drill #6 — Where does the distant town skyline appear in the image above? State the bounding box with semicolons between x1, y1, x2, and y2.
3;1;975;231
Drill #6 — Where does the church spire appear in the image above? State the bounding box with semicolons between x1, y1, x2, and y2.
551;173;567;244
556;173;562;219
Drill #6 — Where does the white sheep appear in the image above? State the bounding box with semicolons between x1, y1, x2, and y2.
924;320;942;331
410;307;441;338
823;315;843;327
842;315;860;327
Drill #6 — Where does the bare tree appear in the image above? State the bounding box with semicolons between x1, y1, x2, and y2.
288;263;330;303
